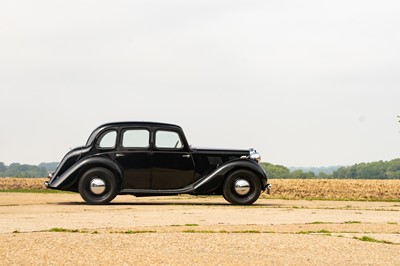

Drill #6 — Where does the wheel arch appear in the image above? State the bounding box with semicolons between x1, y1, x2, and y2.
194;159;267;194
74;161;122;191
221;163;267;191
223;166;262;187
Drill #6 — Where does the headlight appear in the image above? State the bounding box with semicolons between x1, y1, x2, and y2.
249;149;261;163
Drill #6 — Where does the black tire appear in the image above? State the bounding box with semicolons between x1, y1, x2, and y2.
78;167;118;205
222;170;261;205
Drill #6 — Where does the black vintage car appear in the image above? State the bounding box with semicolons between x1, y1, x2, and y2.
45;122;270;205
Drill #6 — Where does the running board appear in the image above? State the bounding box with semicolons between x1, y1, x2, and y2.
120;186;195;196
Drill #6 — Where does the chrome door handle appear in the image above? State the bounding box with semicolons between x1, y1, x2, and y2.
182;154;191;158
116;154;125;157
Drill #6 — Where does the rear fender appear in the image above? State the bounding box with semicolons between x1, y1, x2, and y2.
48;157;122;190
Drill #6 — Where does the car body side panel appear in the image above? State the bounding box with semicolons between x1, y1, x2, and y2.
152;150;195;189
116;151;152;189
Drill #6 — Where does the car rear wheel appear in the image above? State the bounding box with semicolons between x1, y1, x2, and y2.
78;167;118;205
222;170;261;205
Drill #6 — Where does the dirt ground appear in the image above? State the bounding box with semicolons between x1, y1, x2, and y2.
0;193;399;265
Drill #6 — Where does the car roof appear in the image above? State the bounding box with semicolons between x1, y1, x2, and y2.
85;121;183;146
97;121;182;129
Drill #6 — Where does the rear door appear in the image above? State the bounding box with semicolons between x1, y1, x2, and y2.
116;128;152;189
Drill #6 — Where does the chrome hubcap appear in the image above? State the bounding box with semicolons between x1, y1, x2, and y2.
90;178;106;195
234;179;250;195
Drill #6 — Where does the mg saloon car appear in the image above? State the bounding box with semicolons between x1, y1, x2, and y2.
45;122;271;205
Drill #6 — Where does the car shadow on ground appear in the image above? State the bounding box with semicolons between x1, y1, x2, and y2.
54;201;284;207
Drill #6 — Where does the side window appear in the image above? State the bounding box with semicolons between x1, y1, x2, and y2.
155;131;183;149
97;130;117;149
122;129;149;148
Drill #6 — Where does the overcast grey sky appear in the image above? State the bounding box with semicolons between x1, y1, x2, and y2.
0;0;399;167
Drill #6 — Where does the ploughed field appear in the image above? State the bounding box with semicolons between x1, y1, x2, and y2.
1;178;400;201
0;179;399;265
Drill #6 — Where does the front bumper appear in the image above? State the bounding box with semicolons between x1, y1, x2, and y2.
265;184;272;195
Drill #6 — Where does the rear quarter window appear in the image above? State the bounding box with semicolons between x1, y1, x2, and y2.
97;130;117;149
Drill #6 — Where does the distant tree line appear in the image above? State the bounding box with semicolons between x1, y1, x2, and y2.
260;163;319;179
0;162;48;178
331;159;400;179
0;162;58;178
261;158;400;179
38;162;59;172
289;166;340;175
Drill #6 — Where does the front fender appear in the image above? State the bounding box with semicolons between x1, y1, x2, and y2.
193;159;268;194
48;156;122;190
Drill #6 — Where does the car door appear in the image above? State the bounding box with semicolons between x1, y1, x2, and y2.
151;129;195;189
116;128;152;189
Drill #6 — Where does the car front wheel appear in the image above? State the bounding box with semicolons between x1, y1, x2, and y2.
78;167;118;205
222;170;261;205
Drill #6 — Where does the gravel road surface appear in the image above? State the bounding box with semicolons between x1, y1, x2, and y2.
0;193;399;265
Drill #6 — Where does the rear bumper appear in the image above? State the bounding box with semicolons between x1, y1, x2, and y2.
44;173;53;188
